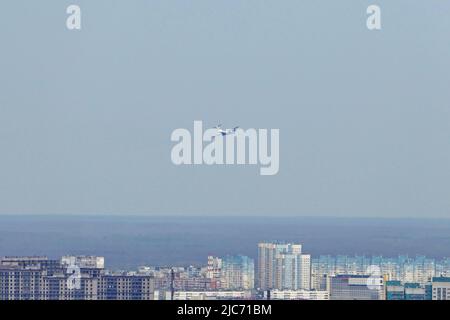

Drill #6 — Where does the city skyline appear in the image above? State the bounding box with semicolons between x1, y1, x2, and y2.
1;0;449;312
2;240;450;300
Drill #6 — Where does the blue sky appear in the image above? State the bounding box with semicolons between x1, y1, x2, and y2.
0;1;449;217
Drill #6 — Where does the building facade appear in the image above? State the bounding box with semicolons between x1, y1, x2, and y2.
268;290;329;300
385;281;427;300
258;242;311;291
220;255;254;290
431;277;450;300
0;256;155;300
330;275;383;300
164;290;252;300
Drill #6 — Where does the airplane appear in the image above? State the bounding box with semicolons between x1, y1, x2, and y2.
213;124;239;136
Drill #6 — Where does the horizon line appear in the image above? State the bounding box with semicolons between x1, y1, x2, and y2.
0;213;450;220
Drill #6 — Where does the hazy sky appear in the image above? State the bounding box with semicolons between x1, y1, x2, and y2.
0;1;449;217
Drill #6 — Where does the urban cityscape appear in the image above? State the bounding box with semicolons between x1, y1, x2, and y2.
1;242;449;300
1;2;449;318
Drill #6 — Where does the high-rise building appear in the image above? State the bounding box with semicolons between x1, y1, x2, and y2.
311;255;450;286
0;258;50;300
0;256;61;274
431;277;450;300
330;275;383;300
404;283;426;300
385;281;405;300
299;254;311;290
62;255;105;269
205;255;254;290
207;256;222;279
257;242;311;291
0;256;101;300
385;281;427;300
0;256;155;300
207;256;222;289
44;274;99;300
98;274;154;300
220;255;254;290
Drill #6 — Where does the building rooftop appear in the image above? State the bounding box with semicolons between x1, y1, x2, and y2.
432;277;450;283
386;281;402;286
